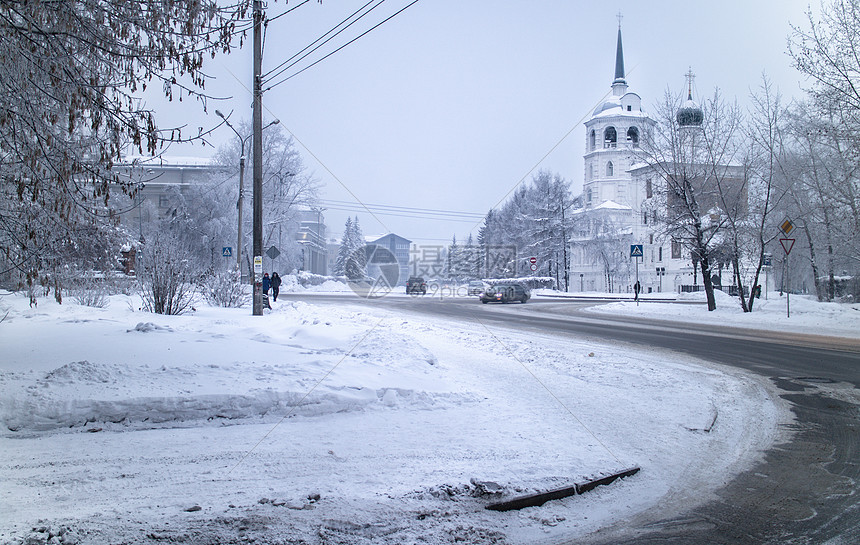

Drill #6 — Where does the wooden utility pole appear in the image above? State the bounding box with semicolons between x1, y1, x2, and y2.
252;0;264;315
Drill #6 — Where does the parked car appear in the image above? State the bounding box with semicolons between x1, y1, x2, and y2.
479;283;530;304
467;280;486;296
406;276;427;295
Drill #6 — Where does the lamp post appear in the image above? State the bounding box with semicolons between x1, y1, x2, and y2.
216;110;279;283
656;266;666;293
216;111;250;276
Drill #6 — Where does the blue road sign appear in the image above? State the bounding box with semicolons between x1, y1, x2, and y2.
630;244;643;258
222;247;233;258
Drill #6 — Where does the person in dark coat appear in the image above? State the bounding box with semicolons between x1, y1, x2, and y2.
262;272;270;295
270;272;282;301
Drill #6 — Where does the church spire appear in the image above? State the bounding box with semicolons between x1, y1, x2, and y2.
611;13;628;96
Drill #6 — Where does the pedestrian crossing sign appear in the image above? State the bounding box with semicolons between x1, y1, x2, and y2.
630;244;643;258
222;247;232;258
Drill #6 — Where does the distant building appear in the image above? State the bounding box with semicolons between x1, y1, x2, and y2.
113;156;227;237
367;233;412;285
295;209;327;275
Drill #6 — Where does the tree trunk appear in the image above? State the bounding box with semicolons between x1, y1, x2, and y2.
700;256;716;311
802;224;823;301
733;255;749;312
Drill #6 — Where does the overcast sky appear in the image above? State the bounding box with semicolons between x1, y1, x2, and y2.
153;0;816;244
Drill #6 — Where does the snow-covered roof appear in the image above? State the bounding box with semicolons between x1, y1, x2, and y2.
594;200;632;211
119;155;215;168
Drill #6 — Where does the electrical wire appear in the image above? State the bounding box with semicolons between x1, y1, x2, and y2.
266;0;315;25
320;199;485;219
263;0;382;83
264;0;420;91
323;205;483;223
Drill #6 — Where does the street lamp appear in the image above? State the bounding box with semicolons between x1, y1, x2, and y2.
215;110;279;284
656;266;666;293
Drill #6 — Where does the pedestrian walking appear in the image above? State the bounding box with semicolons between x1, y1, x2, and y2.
271;272;282;302
262;272;270;295
634;280;641;302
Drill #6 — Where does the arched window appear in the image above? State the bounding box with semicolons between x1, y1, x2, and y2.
586;188;593;204
589;130;596;151
606;161;614;177
604;126;617;148
627;126;640;147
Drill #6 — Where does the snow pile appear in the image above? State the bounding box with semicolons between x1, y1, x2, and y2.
0;290;789;544
580;290;860;338
279;273;353;293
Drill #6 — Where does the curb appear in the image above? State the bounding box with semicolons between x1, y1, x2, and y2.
485;467;640;512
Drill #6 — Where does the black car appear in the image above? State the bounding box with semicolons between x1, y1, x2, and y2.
406;276;427;295
479;283;530;304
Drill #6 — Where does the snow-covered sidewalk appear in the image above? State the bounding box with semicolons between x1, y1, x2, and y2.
0;291;788;544
561;289;860;339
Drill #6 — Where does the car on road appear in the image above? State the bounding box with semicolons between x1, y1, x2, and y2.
406;276;427;295
479;283;530;304
467;280;486;296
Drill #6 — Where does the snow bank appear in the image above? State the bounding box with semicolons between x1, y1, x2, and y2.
0;290;789;544
578;290;860;338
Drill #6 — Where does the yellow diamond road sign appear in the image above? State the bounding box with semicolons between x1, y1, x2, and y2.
779;218;795;235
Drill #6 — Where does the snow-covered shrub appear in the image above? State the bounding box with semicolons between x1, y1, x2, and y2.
70;276;110;308
136;232;196;315
485;276;556;291
200;269;248;308
295;270;348;287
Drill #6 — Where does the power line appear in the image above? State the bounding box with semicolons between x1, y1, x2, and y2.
263;0;382;83
320;199;485;219
322;204;483;223
266;0;316;25
264;0;420;92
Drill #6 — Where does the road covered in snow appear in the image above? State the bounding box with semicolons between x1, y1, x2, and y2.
1;289;793;544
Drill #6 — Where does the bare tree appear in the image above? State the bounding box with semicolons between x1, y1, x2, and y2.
640;87;746;310
0;0;248;286
730;75;789;311
137;230;196;315
783;105;859;300
789;0;860;145
211;119;319;273
787;0;860;300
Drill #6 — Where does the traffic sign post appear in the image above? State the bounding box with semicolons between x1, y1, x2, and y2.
763;253;772;300
631;245;643;305
779;232;795;318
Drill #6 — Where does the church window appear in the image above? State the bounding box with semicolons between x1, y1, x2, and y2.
627;105;632;111
658;246;663;261
671;240;682;259
643;211;648;225
645;178;653;198
589;130;596;151
588;163;593;180
604;126;617;148
606;161;614;177
627;127;639;147
649;234;654;244
586;188;593;204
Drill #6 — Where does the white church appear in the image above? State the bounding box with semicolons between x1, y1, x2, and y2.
569;23;746;295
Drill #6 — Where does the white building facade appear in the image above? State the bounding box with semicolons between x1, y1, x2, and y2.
570;25;729;295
